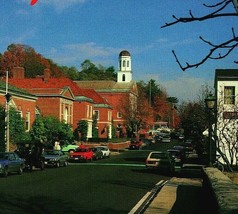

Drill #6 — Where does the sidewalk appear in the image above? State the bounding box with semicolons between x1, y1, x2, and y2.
144;177;207;214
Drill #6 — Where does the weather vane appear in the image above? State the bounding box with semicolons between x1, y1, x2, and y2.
30;0;38;5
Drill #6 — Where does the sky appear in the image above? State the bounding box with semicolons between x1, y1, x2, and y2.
1;0;238;102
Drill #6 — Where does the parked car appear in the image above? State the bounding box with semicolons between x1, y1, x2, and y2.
90;147;103;160
161;135;171;143
68;148;94;162
61;142;79;153
129;140;142;150
96;146;110;158
42;150;68;167
0;152;25;177
167;149;185;173
145;151;174;174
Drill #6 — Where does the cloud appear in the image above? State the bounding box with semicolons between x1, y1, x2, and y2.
160;76;213;102
39;0;87;11
47;42;120;66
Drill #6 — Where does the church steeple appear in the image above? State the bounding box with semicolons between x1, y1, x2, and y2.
117;50;132;83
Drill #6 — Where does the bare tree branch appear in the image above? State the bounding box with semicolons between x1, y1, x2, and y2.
161;0;237;28
173;32;238;71
162;0;238;71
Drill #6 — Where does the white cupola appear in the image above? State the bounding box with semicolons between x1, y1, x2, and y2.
117;50;132;83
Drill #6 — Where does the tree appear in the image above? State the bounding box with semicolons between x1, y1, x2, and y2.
215;89;238;170
0;105;29;151
59;66;79;80
79;60;116;81
30;116;73;146
75;120;88;141
162;0;238;71
92;114;98;138
120;83;153;138
1;44;64;78
139;80;162;107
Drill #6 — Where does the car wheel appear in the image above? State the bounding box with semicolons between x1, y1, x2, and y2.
40;161;45;170
56;161;60;168
64;161;68;167
18;166;23;175
29;164;34;172
3;167;8;177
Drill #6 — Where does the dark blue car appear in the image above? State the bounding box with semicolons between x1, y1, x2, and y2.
0;152;25;177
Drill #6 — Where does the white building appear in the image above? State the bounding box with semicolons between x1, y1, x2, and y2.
215;69;238;165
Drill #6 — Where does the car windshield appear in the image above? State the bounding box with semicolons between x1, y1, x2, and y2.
98;147;107;151
0;153;8;160
150;153;167;159
75;148;88;152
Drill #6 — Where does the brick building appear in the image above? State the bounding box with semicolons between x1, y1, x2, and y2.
8;67;112;139
0;78;37;131
75;50;138;137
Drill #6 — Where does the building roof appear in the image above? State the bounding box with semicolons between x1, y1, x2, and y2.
8;77;110;105
75;80;138;95
119;50;130;57
214;69;238;87
0;79;36;100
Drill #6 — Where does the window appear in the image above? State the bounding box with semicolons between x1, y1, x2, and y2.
127;61;129;67
108;111;112;121
122;74;125;82
25;112;30;132
117;112;122;118
86;105;89;118
94;110;99;120
64;107;68;123
224;86;235;104
123;60;126;67
90;106;93;118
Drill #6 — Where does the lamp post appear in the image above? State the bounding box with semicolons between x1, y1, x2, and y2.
205;94;216;166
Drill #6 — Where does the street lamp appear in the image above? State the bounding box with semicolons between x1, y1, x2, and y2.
205;94;216;166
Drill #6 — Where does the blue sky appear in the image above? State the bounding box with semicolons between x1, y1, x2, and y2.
1;0;237;102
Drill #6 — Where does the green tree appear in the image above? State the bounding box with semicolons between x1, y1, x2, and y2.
59;66;79;80
30;116;73;146
9;107;31;144
75;120;88;141
92;114;98;138
0;105;29;151
79;60;116;81
138;79;163;107
29;116;47;144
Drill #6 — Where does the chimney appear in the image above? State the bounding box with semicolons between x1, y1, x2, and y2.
44;68;51;82
12;67;25;79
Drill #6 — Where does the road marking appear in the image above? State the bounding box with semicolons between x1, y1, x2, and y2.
68;163;145;167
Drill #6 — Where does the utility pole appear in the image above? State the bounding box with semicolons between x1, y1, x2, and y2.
5;71;11;152
149;79;152;107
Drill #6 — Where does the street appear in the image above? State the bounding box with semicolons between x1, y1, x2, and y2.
0;144;171;214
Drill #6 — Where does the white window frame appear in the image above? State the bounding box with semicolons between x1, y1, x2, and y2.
117;112;122;118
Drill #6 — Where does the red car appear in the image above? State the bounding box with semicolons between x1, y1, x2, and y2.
69;148;93;162
129;139;143;150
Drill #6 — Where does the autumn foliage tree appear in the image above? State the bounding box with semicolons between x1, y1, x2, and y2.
0;44;64;78
120;84;153;138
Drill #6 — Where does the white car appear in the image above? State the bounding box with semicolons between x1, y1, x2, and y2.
97;146;110;158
